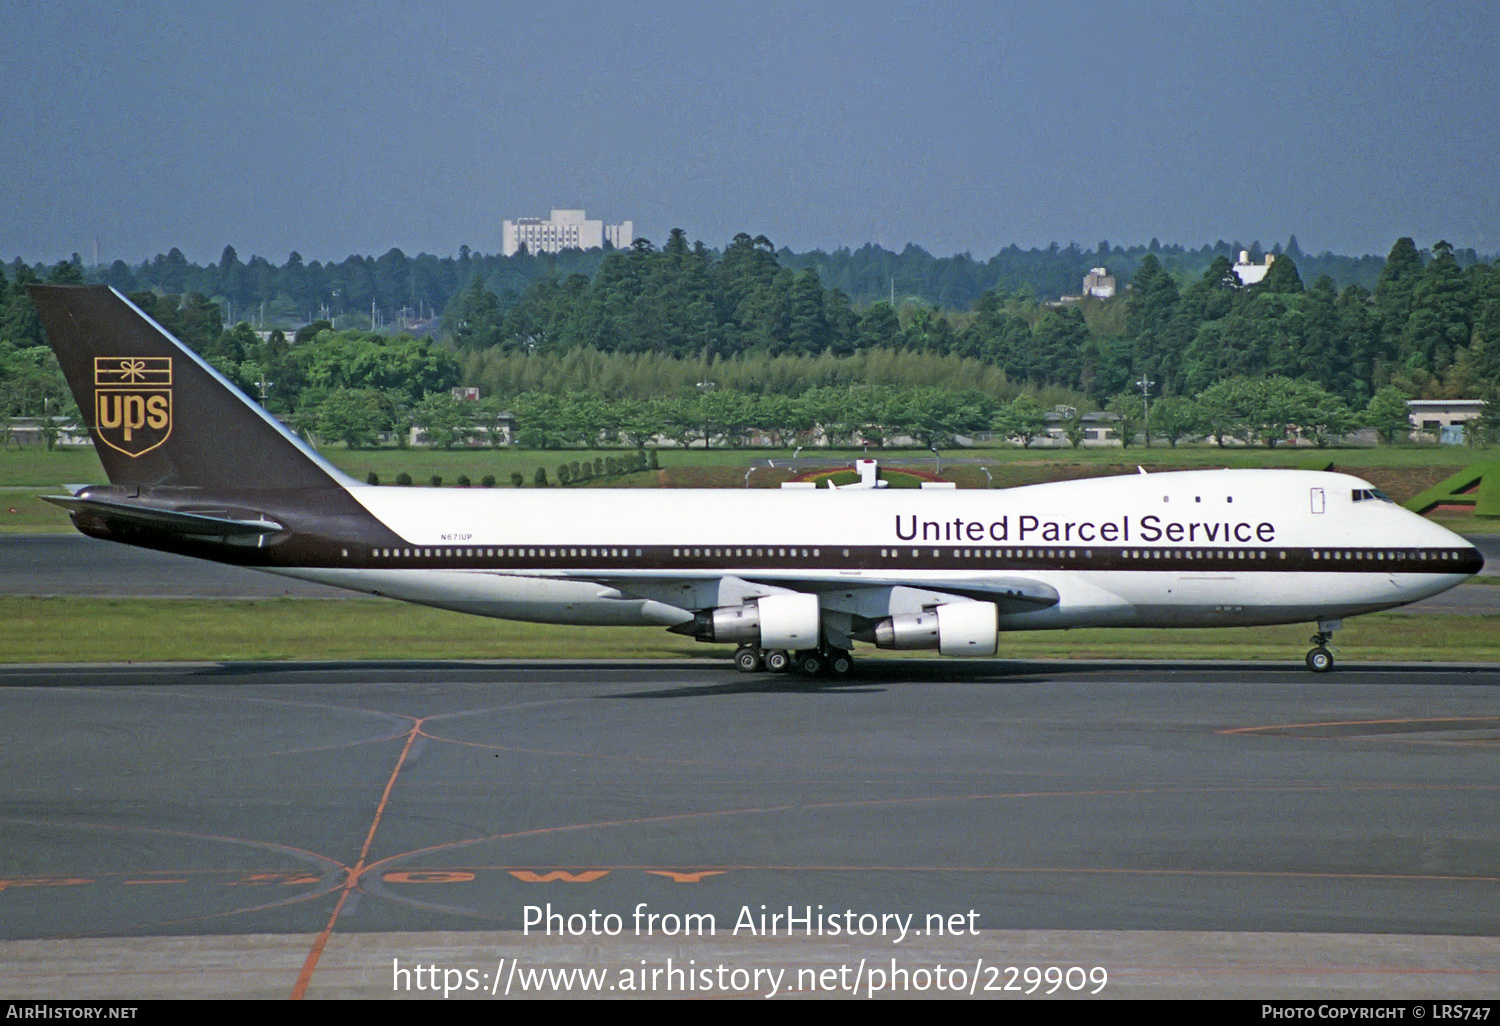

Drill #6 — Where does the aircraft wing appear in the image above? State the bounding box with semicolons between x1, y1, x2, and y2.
536;570;1059;656
752;573;1060;610
543;570;1059;615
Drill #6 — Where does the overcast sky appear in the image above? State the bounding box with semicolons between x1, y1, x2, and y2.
5;0;1497;266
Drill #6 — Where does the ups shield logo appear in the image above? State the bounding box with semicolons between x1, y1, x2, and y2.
94;357;172;457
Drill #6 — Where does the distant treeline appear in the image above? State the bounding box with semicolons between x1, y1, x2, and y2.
779;235;1419;310
4;258;1496;454
447;233;1500;408
4;231;1499;439
10;230;1492;325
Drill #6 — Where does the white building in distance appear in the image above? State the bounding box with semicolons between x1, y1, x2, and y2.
1082;267;1116;298
1407;398;1486;444
1232;249;1276;286
502;209;634;256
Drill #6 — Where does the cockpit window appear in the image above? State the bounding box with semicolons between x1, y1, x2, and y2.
1352;488;1395;503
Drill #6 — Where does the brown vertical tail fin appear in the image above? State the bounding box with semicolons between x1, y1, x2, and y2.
27;285;354;491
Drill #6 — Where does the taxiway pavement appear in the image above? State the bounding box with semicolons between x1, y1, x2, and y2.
0;659;1496;999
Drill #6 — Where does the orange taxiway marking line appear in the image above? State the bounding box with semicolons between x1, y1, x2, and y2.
290;714;423;1000
1220;716;1500;735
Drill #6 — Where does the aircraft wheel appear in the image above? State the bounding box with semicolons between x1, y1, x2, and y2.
734;646;764;673
764;650;792;673
795;650;827;676
1306;647;1335;673
825;650;854;677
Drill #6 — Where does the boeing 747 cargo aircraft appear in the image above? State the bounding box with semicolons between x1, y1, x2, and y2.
28;285;1483;675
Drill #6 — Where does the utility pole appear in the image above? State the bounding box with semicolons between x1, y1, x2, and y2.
1136;375;1155;448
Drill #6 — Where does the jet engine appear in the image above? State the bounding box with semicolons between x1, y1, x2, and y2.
672;592;822;650
856;601;998;657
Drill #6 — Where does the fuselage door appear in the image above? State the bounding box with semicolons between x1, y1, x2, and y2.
1310;487;1325;514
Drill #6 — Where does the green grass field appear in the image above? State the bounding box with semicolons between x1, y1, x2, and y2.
1;596;1495;665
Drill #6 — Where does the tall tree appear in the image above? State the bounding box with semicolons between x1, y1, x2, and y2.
1259;254;1304;294
1400;240;1471;372
1125;254;1179;383
1374;237;1424;368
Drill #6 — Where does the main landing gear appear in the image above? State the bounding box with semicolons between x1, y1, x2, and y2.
734;644;854;678
1305;619;1342;673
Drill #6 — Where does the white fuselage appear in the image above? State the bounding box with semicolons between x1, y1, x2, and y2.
261;469;1480;637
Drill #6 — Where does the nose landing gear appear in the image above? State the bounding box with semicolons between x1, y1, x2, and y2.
1305;619;1342;673
1306;644;1334;673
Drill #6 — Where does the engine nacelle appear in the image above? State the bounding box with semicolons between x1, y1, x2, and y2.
678;593;823;650
864;602;998;657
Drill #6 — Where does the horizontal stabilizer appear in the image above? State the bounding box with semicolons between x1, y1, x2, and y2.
42;495;284;537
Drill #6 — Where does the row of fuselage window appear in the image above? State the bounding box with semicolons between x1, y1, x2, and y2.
1309;548;1471;562
880;547;1471;564
350;545;1471;566
355;546;823;560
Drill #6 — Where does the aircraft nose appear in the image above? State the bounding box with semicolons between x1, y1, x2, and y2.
1426;518;1484;575
1439;523;1485;576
